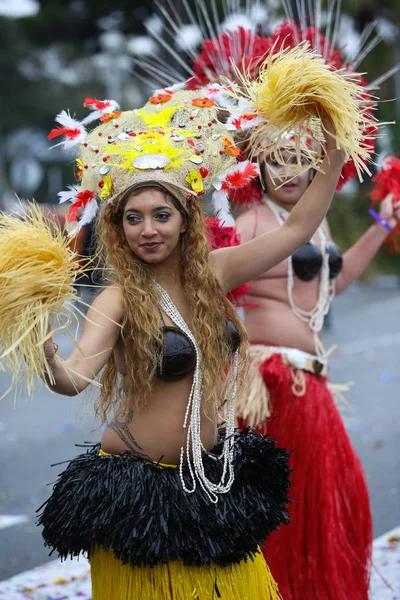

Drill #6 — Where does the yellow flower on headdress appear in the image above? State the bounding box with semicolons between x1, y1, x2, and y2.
186;169;203;194
106;132;193;171
100;175;112;200
136;105;184;129
76;158;83;180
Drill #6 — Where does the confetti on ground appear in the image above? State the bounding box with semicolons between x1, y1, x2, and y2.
0;555;90;599
0;527;398;599
371;440;384;452
370;526;400;599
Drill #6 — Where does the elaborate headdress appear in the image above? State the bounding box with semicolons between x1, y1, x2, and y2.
187;26;378;197
54;33;378;233
141;1;396;201
51;91;260;234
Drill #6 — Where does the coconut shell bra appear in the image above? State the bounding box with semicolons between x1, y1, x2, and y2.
292;241;343;282
158;320;241;381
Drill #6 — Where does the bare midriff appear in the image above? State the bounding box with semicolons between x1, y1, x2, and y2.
100;324;217;463
101;376;217;464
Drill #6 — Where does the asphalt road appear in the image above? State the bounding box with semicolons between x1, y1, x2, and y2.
0;285;399;581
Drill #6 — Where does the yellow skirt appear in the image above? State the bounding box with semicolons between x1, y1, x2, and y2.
90;544;281;600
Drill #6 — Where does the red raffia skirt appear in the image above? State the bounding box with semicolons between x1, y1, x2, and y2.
237;347;372;600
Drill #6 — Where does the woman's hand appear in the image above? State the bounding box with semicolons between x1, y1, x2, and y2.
44;336;58;362
44;324;57;362
42;286;123;396
379;193;400;228
320;110;343;155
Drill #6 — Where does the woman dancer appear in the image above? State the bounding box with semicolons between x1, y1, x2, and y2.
40;94;341;599
234;150;400;600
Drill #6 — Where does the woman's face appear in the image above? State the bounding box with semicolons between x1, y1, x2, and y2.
262;151;312;209
122;188;187;265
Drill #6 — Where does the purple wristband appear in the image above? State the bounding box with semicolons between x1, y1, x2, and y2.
368;208;393;233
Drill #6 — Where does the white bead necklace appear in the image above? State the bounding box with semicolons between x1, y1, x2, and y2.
156;283;239;503
265;197;335;359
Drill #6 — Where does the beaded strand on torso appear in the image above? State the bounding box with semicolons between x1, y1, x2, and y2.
156;283;239;503
265;197;335;359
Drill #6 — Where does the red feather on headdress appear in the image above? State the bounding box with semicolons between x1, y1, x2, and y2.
230;180;264;207
221;162;260;190
67;190;97;223
83;97;119;112
188;27;272;90
48;110;86;149
271;23;344;69
48;126;82;141
82;97;121;125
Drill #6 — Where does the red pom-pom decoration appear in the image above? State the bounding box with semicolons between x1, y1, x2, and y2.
206;217;251;305
369;155;400;253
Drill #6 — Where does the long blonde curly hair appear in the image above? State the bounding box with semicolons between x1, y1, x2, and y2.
94;189;249;424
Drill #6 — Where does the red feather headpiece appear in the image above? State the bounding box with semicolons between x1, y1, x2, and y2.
47;110;86;149
188;27;272;90
189;20;377;198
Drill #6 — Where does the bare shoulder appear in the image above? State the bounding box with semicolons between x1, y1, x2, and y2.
235;205;278;243
235;207;259;227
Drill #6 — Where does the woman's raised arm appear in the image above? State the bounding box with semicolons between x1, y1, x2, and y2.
329;194;400;295
212;118;345;293
44;286;123;396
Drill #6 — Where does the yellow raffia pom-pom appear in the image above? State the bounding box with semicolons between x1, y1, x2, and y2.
0;204;86;400
235;42;376;179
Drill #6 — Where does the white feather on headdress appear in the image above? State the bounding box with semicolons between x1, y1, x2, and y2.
81;98;121;125
47;111;87;150
58;185;81;204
